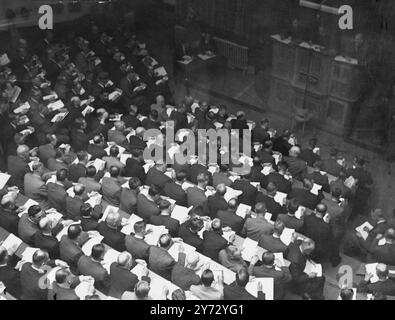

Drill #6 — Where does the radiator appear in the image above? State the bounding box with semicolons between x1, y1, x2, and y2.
213;37;248;71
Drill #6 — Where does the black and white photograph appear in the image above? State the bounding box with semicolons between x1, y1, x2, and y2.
0;0;394;306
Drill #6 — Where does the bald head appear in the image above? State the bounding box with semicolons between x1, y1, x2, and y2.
159;234;172;249
114;121;125;131
136;127;145;137
74;184;85;196
289;146;301;158
186;252;200;269
255;202;267;215
32;249;49;267
216;184;227;196
316;203;327;216
211;218;222;231
17;144;29;156
38;217;52;232
228;198;238;211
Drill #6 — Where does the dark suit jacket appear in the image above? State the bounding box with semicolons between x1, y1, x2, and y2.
120;188;138;214
125;234;150;261
277;213;304;232
178;222;203;251
223;283;265;300
0;264;21;299
81;216;100;232
148;246;176;280
77;255;111;294
300;148;320;167
241;217;273;241
252;127;270;144
68;163;86;183
7;155;30;190
255;194;286;222
65;196;84;221
207;194;228;218
283;156;307;180
170;252;201;290
163;182;187;206
108;262;139;299
47;182;68;213
258;234;287;253
87;144;107;160
306;171;330;193
201;230;228;261
149;215;180;237
217;210;244;234
231;179;258;207
33;232;60;259
358;279;395;296
101;177;122;206
272;137;292;157
0;207;19;235
136;194;160;221
323;158;343;177
266;172;292;195
369;239;395;266
250;265;292;300
189;164;211;185
124;158;146;184
212;172;232;188
186;186;207;208
97;222;126;252
59;235;84;270
250;165;268;188
145;168;171;190
302;215;336;262
20;262;48;300
288;188;321;210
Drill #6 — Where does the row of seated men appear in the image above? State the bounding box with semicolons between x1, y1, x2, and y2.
0;19;394;300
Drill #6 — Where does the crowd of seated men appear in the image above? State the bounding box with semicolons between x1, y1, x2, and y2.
0;17;394;301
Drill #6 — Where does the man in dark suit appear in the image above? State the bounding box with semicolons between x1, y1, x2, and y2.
80;203;101;231
189;163;211;186
250;157;268;189
368;229;395;266
256;141;277;169
65;184;87;221
252;118;270;145
68;151;88;183
288;179;322;210
241;202;274;241
77;243;111;294
212;165;232;188
206;184;228;218
7;145;31;190
306;160;330;193
163;170;187;207
201;219;229;261
284;146;307;180
357;263;395;296
259;220;288;253
33;217;60;260
108;252;141;299
223;268;265;300
18;205;44;246
150;200;180;237
277;198;304;232
300;138;321;167
145;162;171;190
20;250;50;300
124;221;150;261
87;135;107;160
0;246;21;299
124;148;146;184
186;173;209;209
70;117;106;153
0;195;20;235
47;169;71;213
136;185;161;221
98;211;126;252
59;225;86;271
272;131;292;157
101;166;124;207
78;166;102;194
171;249;201;291
231;174;258;208
322;148;344;177
285;239;326;300
148;234;177;280
121;105;141;130
217;199;244;235
302;203;340;266
120;177;140;214
248;252;292;300
266;161;292;195
178;217;204;251
256;182;287;222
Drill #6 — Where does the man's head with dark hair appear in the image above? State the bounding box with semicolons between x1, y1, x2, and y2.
80;203;93;217
68;224;82;240
27;205;44;221
128;177;141;190
109;146;119;158
176;170;187;183
77;150;89;162
91;243;105;261
56;168;68;182
277;161;288;173
109;166;120;178
172;289;186;300
148;184;161;200
55;268;70;284
287;198;300;215
235;268;250;287
189;217;204;233
219;164;229;173
313;160;323;171
255;202;267;215
133;221;146;235
262;251;275;266
266;182;277;196
340;288;354;300
201;269;215;287
332;187;342;200
32;249;49;268
86;166;97;178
